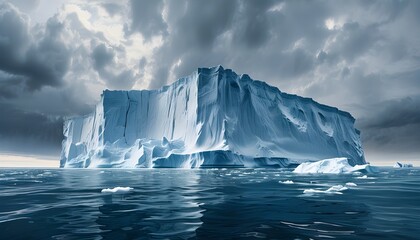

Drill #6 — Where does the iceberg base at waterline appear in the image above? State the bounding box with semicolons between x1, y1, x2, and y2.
62;137;299;168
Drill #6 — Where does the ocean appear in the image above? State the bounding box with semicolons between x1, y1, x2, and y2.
0;167;419;239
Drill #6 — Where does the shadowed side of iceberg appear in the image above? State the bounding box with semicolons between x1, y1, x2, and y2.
153;151;296;168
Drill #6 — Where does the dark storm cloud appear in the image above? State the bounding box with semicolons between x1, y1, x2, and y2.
357;96;420;153
325;22;382;63
0;102;63;156
128;0;167;41
146;0;238;89
92;43;115;70
91;43;136;89
0;2;106;157
358;97;420;130
145;0;337;90
0;71;25;98
0;3;70;91
232;0;276;48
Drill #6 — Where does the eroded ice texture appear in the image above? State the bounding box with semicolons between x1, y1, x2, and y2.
60;66;365;168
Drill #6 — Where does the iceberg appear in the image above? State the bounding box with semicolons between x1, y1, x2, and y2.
393;162;413;168
60;66;365;168
293;158;375;174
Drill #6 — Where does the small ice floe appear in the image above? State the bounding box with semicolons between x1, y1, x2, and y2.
303;185;348;195
356;175;375;179
279;180;294;184
345;182;357;187
101;187;133;193
393;162;413;168
293;158;378;174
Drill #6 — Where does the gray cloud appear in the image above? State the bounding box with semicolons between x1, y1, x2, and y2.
92;43;115;71
91;43;136;89
323;22;382;63
6;0;40;12
101;3;123;17
358;97;420;130
0;3;70;91
0;103;63;156
128;0;167;41
357;96;420;156
232;0;275;48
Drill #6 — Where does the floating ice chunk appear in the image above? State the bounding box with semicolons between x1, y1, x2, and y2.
101;187;133;193
345;182;357;187
280;180;294;184
303;189;333;194
303;185;348;195
293;158;377;174
327;185;348;192
355;175;375;179
393;162;413;168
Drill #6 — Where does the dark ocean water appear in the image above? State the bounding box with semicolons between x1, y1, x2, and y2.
0;167;419;240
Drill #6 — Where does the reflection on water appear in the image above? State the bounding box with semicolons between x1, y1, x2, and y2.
0;168;420;239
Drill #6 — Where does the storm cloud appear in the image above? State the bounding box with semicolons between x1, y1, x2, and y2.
0;103;63;156
0;3;70;91
0;0;419;164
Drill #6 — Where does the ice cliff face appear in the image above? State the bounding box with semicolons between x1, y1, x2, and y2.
60;66;365;168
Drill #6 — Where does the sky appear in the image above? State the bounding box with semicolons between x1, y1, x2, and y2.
0;0;419;167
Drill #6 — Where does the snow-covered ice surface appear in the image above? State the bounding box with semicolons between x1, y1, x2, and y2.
393;162;414;168
61;66;365;168
293;158;377;174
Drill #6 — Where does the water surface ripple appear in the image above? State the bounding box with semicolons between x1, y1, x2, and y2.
0;168;419;239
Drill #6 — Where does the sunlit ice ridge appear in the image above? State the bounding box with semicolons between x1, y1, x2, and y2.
60;65;365;168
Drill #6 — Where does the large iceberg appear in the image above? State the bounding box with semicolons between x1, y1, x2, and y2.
60;66;365;168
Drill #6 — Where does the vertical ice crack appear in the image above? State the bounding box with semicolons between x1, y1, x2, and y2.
123;92;131;144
